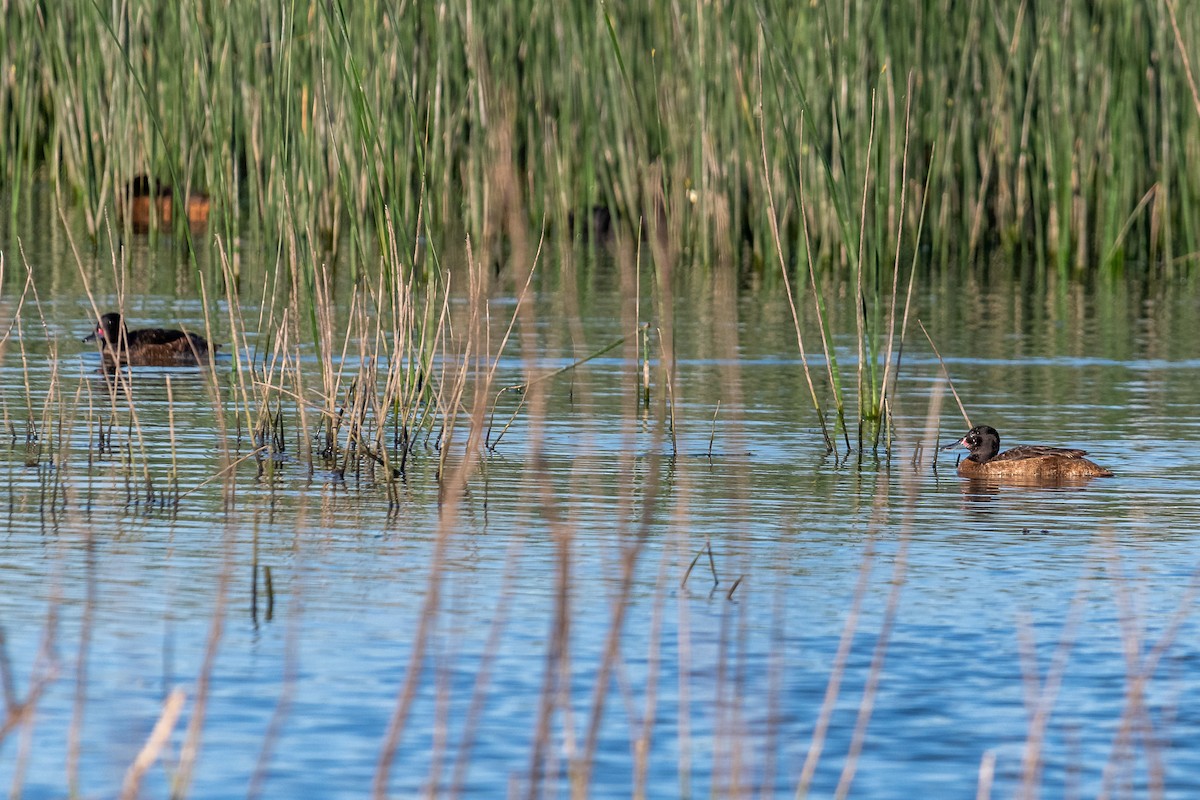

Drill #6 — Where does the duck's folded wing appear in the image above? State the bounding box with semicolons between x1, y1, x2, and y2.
995;445;1089;461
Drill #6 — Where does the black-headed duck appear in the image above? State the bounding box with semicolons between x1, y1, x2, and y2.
84;312;217;366
943;425;1113;480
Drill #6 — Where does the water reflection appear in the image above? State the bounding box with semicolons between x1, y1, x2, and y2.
3;218;1200;797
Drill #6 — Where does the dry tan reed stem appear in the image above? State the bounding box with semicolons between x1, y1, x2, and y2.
657;328;678;457
488;335;625;450
574;489;661;793
409;276;455;447
853;92;877;449
916;319;971;428
216;235;259;438
1014;593;1083;800
1164;0;1200;124
172;536;231;796
531;524;572;798
877;76;914;435
66;530;96;797
757;81;833;452
631;554;670;800
796;393;938;797
975;751;996;800
1096;545;1200;799
446;542;524;799
119;688;186;800
888;147;936;426
177;448;268;499
374;235;491;798
8;589;63;790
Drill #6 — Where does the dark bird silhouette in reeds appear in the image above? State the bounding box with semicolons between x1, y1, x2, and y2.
84;312;218;366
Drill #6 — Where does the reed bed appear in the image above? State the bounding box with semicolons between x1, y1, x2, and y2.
1;0;1197;277
0;0;1197;795
6;0;1192;447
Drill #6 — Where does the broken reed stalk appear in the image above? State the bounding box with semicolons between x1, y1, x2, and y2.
795;494;880;793
707;401;720;458
467;227;545;453
833;477;913;797
1014;591;1086;798
486;335;626;450
178;446;269;499
166;377;179;505
658;328;678;458
681;540;719;589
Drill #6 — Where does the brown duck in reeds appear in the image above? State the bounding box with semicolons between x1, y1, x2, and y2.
942;425;1113;480
119;175;210;232
84;312;217;366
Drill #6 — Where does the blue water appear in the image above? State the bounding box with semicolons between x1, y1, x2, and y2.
3;257;1200;798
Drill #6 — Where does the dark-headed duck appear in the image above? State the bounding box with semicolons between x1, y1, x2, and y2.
84;312;217;366
119;175;210;233
943;425;1113;480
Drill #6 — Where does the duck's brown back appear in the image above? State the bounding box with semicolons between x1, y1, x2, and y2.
103;328;216;366
991;444;1090;462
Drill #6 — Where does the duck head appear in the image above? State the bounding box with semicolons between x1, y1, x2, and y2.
942;425;1001;463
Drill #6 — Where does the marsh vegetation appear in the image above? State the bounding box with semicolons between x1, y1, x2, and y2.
2;0;1200;796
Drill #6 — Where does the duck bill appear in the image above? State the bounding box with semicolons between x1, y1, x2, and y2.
940;436;967;452
83;331;98;343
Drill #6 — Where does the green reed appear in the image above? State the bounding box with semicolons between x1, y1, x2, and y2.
2;0;1195;276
